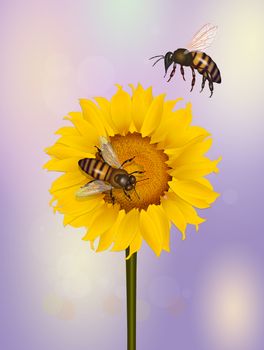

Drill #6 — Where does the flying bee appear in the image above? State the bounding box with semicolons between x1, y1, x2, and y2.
76;136;145;203
149;23;221;97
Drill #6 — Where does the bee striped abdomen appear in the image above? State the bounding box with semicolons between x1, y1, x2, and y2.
78;158;113;181
191;51;221;83
192;52;210;69
209;62;221;83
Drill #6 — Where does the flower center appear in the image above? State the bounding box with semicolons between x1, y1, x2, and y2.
104;132;171;212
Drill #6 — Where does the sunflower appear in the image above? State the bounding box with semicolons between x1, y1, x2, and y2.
44;84;220;257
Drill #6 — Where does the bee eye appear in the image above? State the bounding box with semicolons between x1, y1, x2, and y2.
129;175;136;185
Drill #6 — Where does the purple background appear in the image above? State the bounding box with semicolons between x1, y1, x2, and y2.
1;1;264;349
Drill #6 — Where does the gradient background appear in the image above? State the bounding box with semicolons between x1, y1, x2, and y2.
1;0;264;349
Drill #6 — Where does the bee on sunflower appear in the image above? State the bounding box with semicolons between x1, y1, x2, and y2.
44;83;220;350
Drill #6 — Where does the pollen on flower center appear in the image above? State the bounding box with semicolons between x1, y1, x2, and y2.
104;132;171;212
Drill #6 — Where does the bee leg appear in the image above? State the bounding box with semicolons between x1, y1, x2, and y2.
123;190;132;201
190;67;196;92
208;79;214;98
167;63;176;82
180;65;186;81
200;75;206;93
120;156;135;168
94;146;104;160
110;189;115;205
128;171;145;175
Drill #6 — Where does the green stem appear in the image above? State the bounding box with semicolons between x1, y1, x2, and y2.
126;248;137;350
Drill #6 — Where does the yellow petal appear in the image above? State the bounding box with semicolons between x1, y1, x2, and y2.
82;204;120;241
168;102;193;130
96;210;126;252
170;138;213;165
161;221;171;252
166;192;205;230
63;201;104;227
162;99;183;119
152;99;192;147
110;85;132;135
65;112;100;139
94;96;116;135
52;185;104;216
164;134;209;156
61;202;100;224
128;120;137;133
147;205;171;252
161;195;187;239
169;157;221;180
62;196;104;217
163;125;210;150
195;177;214;190
129;83;153;131
126;230;142;259
55;126;79;136
142;85;153;105
94;96;110;114
50;172;86;193
129;83;152;104
169;179;220;208
140;94;165;137
139;207;163;256
43;157;80;172
79;99;106;136
172;193;209;209
45;144;93;160
111;209;140;251
164;146;186;160
55;135;95;153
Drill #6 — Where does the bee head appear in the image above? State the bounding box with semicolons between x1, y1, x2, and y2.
115;173;137;190
164;51;173;76
124;175;136;191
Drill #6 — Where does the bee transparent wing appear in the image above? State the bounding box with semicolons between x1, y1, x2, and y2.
186;23;218;52
76;180;112;198
99;136;122;168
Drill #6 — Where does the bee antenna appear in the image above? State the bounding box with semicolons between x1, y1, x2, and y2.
136;177;149;183
152;57;164;67
134;187;140;200
149;55;164;60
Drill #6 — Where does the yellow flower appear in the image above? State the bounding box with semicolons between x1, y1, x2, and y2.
44;84;220;257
